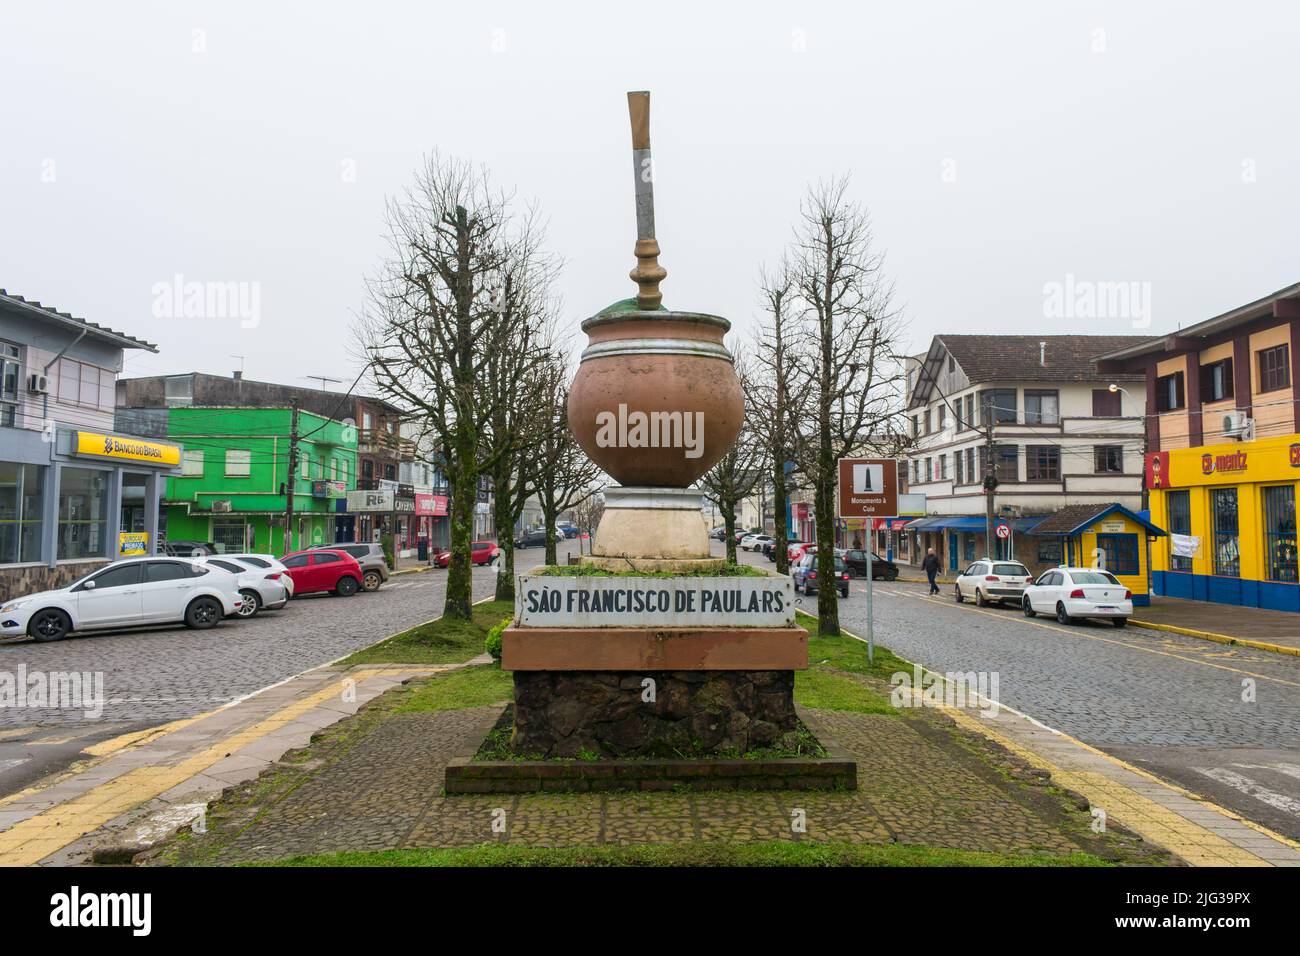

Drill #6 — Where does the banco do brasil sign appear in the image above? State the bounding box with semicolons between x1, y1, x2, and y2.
75;431;182;466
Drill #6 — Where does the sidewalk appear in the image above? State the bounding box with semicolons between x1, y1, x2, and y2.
1131;595;1300;656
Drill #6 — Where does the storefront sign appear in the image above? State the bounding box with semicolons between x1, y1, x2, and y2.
1148;435;1300;489
415;493;449;516
75;431;181;466
516;574;794;628
347;489;397;512
312;480;347;499
1100;520;1126;533
118;532;149;556
1202;450;1247;475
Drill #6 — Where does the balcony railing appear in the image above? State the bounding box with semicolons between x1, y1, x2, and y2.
357;428;415;459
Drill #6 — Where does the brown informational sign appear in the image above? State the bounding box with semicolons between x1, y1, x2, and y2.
837;458;899;518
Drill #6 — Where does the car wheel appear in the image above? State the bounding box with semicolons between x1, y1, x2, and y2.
335;575;360;597
1022;597;1036;618
237;589;261;617
28;609;71;643
1056;603;1073;625
846;567;857;579
839;587;849;598
362;570;383;592
954;585;964;604
975;588;987;607
185;596;222;629
885;570;898;581
1112;617;1127;628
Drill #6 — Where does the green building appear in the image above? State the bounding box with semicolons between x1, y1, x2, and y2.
161;407;357;555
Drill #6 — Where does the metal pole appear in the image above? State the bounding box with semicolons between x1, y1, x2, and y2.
283;399;300;555
865;544;875;665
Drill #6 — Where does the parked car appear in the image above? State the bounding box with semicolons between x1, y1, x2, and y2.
791;552;851;597
433;541;501;568
842;549;899;581
741;534;773;552
954;559;1034;607
0;557;244;643
787;541;814;564
514;529;549;549
199;556;290;617
1022;567;1133;626
309;542;389;591
221;553;296;598
558;524;580;539
761;540;780;562
162;539;216;557
709;527;728;541
279;549;364;597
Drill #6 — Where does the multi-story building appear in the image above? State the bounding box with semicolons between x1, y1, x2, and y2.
1096;282;1300;612
0;290;180;596
902;334;1149;575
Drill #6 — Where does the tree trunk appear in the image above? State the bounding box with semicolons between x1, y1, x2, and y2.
443;466;476;620
545;525;559;566
773;460;790;574
723;505;738;564
492;477;516;602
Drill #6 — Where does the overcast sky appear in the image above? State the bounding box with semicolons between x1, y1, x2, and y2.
3;1;1297;392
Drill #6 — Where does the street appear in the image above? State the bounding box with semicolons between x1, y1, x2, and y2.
0;545;575;796
725;543;1300;842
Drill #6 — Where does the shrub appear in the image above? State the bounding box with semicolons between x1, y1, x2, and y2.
484;615;511;662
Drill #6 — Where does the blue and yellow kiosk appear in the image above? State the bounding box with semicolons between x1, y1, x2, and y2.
1030;503;1166;606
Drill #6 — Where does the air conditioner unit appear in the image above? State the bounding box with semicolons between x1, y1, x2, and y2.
210;500;233;513
26;373;49;394
1222;410;1255;441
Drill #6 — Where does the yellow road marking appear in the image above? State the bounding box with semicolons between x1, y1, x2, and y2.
0;667;431;866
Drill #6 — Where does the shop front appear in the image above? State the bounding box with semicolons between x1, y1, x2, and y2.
0;428;179;597
1146;434;1300;612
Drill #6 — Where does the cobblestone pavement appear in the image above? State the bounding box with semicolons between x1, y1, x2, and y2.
0;545;573;734
161;683;1168;865
724;546;1300;842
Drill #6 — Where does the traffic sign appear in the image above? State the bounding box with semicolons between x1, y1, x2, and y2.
837;458;899;518
995;523;1011;540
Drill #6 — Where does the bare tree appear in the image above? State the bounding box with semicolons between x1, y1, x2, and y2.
700;356;768;564
357;153;548;621
570;491;605;554
747;256;809;574
788;176;909;637
535;356;602;566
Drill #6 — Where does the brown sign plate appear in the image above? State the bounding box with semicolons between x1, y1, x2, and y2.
837;458;899;518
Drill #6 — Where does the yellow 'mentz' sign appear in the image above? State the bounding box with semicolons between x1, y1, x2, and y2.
76;431;182;466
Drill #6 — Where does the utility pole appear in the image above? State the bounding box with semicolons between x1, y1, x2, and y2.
983;428;998;560
283;399;301;555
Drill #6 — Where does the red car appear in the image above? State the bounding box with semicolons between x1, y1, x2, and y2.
787;541;814;563
433;542;501;568
279;548;364;596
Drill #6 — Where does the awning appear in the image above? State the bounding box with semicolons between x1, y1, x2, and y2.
903;515;1053;534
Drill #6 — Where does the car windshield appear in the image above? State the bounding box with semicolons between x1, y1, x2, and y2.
1071;571;1121;585
993;564;1029;576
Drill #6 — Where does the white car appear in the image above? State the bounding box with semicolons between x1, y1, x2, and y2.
1022;567;1133;626
215;553;295;598
199;556;290;617
954;559;1034;607
742;534;774;552
0;557;245;643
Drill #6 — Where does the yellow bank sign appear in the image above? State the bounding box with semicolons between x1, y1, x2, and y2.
76;431;182;466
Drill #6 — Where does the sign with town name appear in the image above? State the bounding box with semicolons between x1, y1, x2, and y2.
346;489;415;513
837;458;899;518
75;431;181;466
515;574;794;628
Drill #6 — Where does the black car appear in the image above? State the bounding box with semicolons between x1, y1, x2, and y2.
162;540;216;557
842;548;898;580
761;540;780;562
514;529;549;549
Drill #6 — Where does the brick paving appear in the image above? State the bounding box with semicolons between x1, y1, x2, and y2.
159;681;1167;865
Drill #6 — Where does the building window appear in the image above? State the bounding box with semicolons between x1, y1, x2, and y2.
1024;390;1060;425
966;447;977;483
1263;485;1297;583
982;445;1018;482
1167;489;1192;572
0;462;44;563
1212;488;1239;577
979;389;1017;426
57;466;109;560
1094;445;1123;473
947;355;955;374
164;376;194;406
1;342;20;427
1026;445;1060;481
1257;344;1290;393
181;449;204;476
57;358;111;410
924;457;932;482
912;460;920;484
955;451;964;485
924;410;932;435
938;405;946;430
1155;371;1185;412
939;454;948;480
225;449;251;477
1092;388;1122;417
1037;538;1063;564
912;415;919;437
1096;533;1139;575
211;518;251;554
300;453;311;480
964;394;975;429
1199;359;1234;404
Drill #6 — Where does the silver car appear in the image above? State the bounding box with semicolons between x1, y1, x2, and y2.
309;542;389;591
200;556;290;617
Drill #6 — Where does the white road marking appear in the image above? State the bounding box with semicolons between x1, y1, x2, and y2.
0;758;28;774
1193;767;1300;815
1231;762;1300;783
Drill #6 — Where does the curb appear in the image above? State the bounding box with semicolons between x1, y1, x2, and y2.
1127;618;1300;658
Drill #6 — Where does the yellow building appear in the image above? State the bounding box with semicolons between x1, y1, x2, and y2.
1031;503;1165;605
1096;282;1299;612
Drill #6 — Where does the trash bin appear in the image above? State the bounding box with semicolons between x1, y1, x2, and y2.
418;538;429;562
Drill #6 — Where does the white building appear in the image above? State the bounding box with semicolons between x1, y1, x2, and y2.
902;335;1149;574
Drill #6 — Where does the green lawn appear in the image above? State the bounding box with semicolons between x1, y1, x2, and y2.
395;664;514;712
256;841;1112;868
341;600;514;666
791;609;914;715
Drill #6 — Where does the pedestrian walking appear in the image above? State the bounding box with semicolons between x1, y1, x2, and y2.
922;548;941;595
